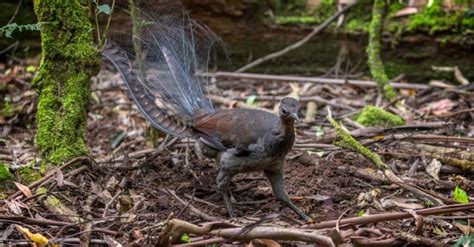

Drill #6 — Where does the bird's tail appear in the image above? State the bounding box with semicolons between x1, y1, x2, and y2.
102;1;219;137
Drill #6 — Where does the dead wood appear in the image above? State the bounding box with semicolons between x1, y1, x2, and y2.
304;203;474;229
160;218;335;246
208;71;430;90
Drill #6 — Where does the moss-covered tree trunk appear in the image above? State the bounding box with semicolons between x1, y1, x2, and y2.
367;0;396;101
33;0;100;165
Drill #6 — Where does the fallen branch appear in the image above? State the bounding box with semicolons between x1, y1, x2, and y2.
230;95;355;111
304;203;474;229
208;71;430;90
326;109;446;205
236;2;357;72
161;219;335;246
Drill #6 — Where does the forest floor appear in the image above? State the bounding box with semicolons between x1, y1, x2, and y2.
1;60;474;246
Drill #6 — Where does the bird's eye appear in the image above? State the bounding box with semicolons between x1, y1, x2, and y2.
281;109;288;115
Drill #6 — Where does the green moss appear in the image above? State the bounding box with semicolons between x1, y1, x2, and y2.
0;163;13;181
32;0;100;165
355;105;405;127
328;113;388;171
1;102;14;117
36;187;61;207
406;0;474;35
273;0;336;25
19;167;42;185
345;19;370;33
339;1;474;45
275;16;320;25
366;0;397;101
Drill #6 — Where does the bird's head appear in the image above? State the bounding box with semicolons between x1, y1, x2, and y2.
279;97;300;121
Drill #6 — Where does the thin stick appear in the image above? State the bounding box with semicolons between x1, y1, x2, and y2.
208;71;430;90
236;2;357;72
304;203;474;229
6;156;91;200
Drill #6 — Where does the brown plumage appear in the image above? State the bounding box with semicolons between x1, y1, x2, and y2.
190;98;310;221
103;2;310;221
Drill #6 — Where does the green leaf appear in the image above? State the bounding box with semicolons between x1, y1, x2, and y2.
96;4;111;15
180;233;190;243
357;209;365;217
26;65;36;73
453;186;469;204
246;95;257;105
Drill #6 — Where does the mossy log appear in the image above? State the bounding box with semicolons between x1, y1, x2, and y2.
367;0;397;101
33;0;100;165
327;111;445;206
36;187;81;223
355;105;405;127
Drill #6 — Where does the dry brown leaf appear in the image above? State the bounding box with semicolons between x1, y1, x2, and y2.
383;198;424;210
426;159;442;180
13;182;33;198
454;222;474;235
55;168;64;187
6;200;22;215
420;99;456;116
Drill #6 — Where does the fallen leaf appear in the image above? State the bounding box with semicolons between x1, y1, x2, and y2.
15;225;48;246
13;182;33;198
426;159;442;180
454;222;474;235
6;200;22;214
55;168;64;187
382;198;425;210
420;99;456;116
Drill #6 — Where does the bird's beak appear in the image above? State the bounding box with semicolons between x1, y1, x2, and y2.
290;112;299;121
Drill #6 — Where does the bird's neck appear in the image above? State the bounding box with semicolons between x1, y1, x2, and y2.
280;117;295;136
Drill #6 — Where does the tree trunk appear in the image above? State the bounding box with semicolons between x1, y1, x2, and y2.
367;0;397;101
33;0;100;165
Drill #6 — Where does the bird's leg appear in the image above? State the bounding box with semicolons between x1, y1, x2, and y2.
264;169;311;222
216;169;235;218
195;138;218;159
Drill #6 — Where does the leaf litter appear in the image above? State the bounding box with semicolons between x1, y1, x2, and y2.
0;59;473;246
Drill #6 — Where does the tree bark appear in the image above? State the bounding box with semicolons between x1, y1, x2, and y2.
33;0;100;165
367;0;397;101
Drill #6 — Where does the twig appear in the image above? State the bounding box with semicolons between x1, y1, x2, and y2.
388;229;447;247
163;219;335;246
97;0;116;50
207;71;430;90
6;156;91;200
236;2;357;72
80;195;97;247
7;0;22;25
161;189;220;221
98;137;178;163
231;95;355;111
303;203;474;229
102;190;122;219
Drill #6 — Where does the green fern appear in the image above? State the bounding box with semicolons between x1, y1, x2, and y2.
0;23;40;38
